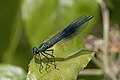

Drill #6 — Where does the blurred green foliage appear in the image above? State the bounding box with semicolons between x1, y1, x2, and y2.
77;74;104;80
0;0;20;61
0;0;120;79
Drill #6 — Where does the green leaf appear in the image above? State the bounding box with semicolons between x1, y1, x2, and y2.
0;64;26;80
27;41;95;80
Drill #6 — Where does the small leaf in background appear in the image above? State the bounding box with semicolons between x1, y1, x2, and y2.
0;64;26;80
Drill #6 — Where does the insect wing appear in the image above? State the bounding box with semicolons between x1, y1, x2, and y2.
62;16;89;41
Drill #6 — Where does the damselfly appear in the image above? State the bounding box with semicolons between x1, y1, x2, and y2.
33;16;94;73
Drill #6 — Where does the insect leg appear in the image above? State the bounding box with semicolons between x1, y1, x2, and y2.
46;49;53;55
38;53;43;73
46;49;54;60
44;51;56;69
41;52;50;72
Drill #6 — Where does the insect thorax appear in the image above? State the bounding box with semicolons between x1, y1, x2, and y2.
38;43;48;52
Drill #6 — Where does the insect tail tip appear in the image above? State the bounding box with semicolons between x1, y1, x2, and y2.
88;15;94;20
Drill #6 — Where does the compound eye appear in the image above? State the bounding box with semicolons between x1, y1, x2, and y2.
33;47;39;55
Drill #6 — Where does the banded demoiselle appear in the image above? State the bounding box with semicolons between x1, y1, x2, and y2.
33;16;94;73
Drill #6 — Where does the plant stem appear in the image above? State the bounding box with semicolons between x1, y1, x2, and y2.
98;0;115;80
101;0;109;74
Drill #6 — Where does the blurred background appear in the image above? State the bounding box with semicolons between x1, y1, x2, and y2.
0;0;120;80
